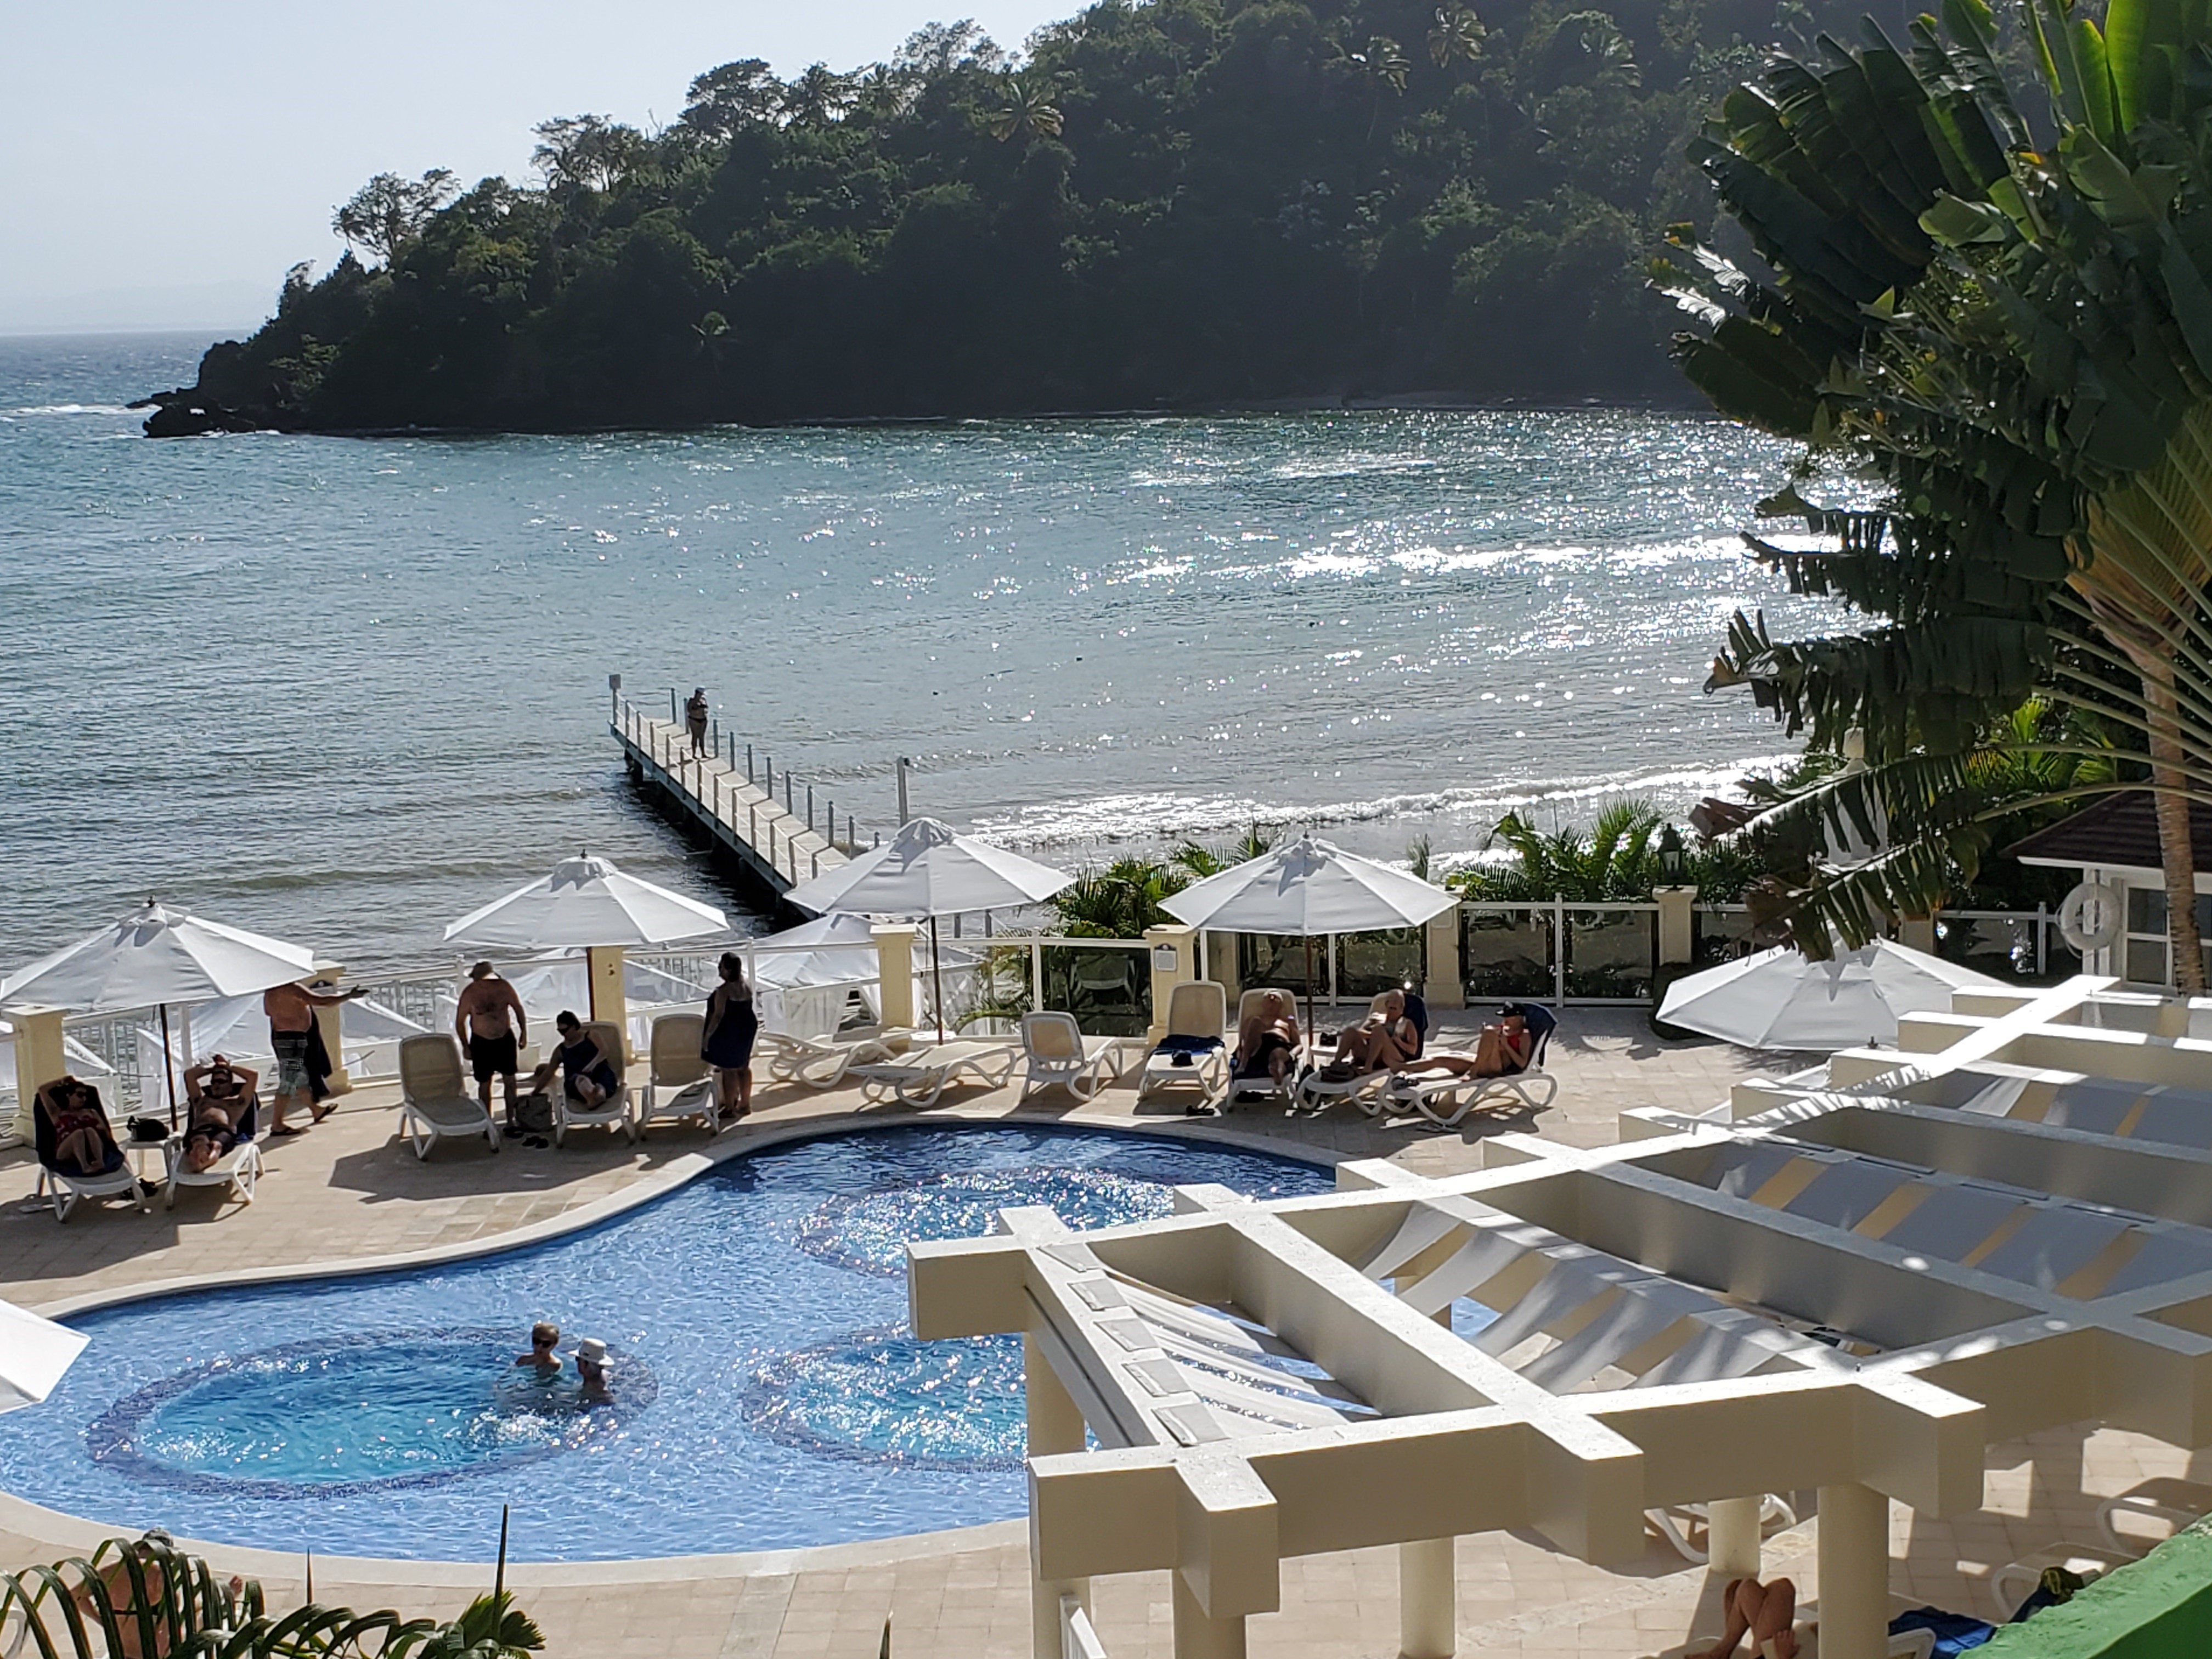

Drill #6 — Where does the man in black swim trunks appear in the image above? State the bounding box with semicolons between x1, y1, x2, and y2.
454;961;528;1120
181;1055;257;1172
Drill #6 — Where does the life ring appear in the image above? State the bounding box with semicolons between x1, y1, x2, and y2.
2058;882;2125;956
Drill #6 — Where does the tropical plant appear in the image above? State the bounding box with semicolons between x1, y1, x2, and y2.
529;115;644;191
989;78;1064;143
1455;799;1662;901
1048;855;1189;936
781;64;857;129
1427;6;1487;71
1655;0;2212;983
0;1531;543;1659
1171;824;1280;881
331;170;457;264
678;59;784;139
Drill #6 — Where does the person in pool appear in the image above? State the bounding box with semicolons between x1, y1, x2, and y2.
515;1321;562;1373
573;1335;614;1403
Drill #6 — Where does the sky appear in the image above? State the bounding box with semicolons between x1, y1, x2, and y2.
0;2;1070;334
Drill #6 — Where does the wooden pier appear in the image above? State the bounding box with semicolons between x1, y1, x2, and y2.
612;697;871;901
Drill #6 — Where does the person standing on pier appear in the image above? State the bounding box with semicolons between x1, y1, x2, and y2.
263;978;361;1136
454;960;528;1123
685;687;710;755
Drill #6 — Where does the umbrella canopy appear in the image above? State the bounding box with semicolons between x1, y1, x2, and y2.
783;817;1073;919
0;1297;87;1415
0;1021;111;1094
750;913;882;991
1162;833;1458;935
444;855;727;949
1656;940;2006;1052
0;902;317;1014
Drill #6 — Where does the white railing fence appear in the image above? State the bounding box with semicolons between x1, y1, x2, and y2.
1062;1594;1108;1659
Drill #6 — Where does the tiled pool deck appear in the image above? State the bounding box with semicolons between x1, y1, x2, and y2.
4;1012;2202;1657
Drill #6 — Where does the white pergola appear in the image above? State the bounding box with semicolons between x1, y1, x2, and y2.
910;975;2212;1659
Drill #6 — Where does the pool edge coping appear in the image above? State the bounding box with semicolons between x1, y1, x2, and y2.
9;1104;1345;1582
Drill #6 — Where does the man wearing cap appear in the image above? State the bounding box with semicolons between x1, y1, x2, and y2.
454;962;528;1121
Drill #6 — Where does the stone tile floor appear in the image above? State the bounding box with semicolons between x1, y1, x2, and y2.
4;1011;2198;1657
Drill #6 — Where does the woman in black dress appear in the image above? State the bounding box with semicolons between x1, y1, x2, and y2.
701;951;759;1120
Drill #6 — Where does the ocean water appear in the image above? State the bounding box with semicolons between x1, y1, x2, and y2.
0;1124;1335;1560
0;333;1824;973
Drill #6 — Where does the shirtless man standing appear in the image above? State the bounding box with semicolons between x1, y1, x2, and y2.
263;978;361;1136
455;961;528;1119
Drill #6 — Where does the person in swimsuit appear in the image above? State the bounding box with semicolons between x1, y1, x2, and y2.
263;978;362;1136
454;961;528;1121
180;1055;258;1172
527;1012;621;1106
1391;1010;1533;1086
515;1320;562;1373
36;1076;124;1176
1322;989;1420;1078
1233;992;1301;1086
685;687;710;755
701;951;759;1121
1702;1576;1797;1659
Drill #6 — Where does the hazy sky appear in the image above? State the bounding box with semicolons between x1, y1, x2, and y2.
1;2;1069;333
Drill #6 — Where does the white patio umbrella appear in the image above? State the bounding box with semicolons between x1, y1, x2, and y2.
1655;939;2006;1052
444;854;728;949
783;817;1074;1040
0;901;318;1125
0;1296;87;1415
1161;832;1459;1040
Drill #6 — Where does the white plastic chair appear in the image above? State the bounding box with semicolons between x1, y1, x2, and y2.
162;1094;264;1212
33;1091;148;1222
1136;981;1229;1107
640;1012;716;1135
396;1035;501;1160
1217;988;1307;1111
851;1040;1018;1107
758;1029;906;1087
1019;1013;1122;1103
554;1020;638;1146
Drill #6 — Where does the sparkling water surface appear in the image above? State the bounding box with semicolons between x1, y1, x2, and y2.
0;334;1831;970
0;1124;1333;1561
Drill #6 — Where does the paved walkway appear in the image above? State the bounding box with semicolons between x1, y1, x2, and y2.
4;1013;2198;1658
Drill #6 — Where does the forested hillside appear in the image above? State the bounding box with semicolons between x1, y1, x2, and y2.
154;0;1893;432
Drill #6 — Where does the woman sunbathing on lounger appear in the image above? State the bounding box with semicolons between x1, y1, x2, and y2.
36;1076;124;1176
1234;993;1301;1088
1320;990;1420;1079
1391;1011;1531;1085
1703;1575;1796;1659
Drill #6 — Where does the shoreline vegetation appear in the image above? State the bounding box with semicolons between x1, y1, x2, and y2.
137;0;1883;437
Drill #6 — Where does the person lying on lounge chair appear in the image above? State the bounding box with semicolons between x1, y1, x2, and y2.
1319;990;1420;1079
1391;1010;1532;1085
1233;992;1302;1088
181;1056;258;1172
1703;1575;1797;1659
35;1076;125;1176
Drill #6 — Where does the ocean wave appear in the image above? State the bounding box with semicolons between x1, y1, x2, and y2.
10;402;135;416
964;753;1799;855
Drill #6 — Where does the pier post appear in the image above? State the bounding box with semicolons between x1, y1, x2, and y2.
747;743;754;785
785;771;795;815
807;784;815;834
873;925;919;1030
1143;926;1198;1043
4;1006;67;1147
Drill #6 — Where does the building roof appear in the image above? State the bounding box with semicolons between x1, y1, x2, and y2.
2005;791;2212;873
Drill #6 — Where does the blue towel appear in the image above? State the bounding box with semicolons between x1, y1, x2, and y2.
1889;1607;1997;1655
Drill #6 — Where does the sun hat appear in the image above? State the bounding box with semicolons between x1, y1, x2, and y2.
575;1336;608;1366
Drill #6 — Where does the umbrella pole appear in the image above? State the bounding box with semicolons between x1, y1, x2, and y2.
159;1003;180;1129
1302;935;1319;1070
930;915;947;1044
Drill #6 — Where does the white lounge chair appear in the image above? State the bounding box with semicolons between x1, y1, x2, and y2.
1136;980;1230;1109
1991;1543;2131;1618
2096;1477;2212;1553
1294;992;1412;1116
851;1040;1018;1107
1019;1013;1124;1103
640;1012;716;1135
162;1095;264;1212
555;1020;637;1146
1390;1003;1560;1130
34;1102;148;1222
758;1029;907;1087
396;1035;501;1159
1216;988;1307;1112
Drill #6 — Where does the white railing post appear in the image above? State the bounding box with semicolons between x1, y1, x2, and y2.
1553;895;1566;1007
1032;939;1045;1011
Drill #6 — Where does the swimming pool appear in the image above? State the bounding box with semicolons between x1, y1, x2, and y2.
0;1125;1334;1561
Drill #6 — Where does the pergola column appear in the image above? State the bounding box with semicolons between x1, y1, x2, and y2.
1028;1330;1090;1659
1172;1572;1245;1659
1816;1483;1891;1659
1705;1496;1762;1580
1398;1536;1456;1658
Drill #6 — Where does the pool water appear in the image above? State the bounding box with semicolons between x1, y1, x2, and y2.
0;1125;1332;1561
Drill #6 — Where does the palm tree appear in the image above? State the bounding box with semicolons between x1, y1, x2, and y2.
1427;7;1486;72
1457;800;1662;903
781;64;856;129
1656;0;2212;984
1171;823;1279;881
1049;856;1190;938
1346;36;1412;143
990;78;1065;144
